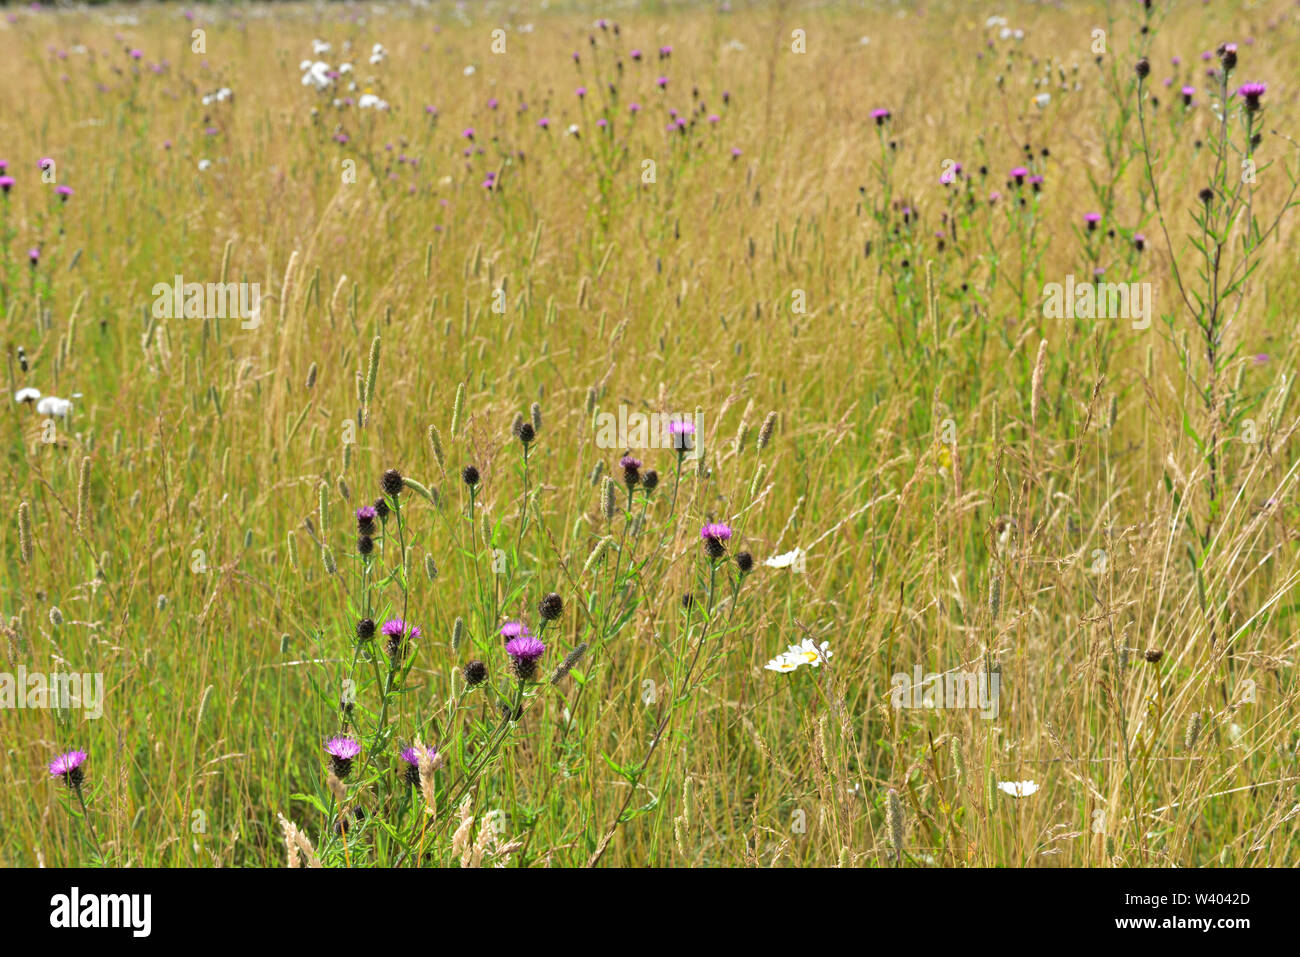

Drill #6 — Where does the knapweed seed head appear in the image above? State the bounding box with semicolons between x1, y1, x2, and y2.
462;465;480;488
372;497;391;523
356;617;375;641
463;659;488;686
736;551;754;574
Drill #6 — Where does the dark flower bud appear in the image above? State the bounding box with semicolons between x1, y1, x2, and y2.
462;465;480;487
736;551;754;574
1135;57;1150;80
539;592;564;621
463;659;488;686
381;468;404;497
356;617;376;641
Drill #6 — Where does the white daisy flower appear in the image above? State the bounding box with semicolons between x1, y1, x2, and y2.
786;638;832;667
358;93;389;110
566;123;580;136
302;61;332;91
997;780;1039;797
463;65;476;76
764;547;805;570
1034;92;1051;107
198;159;212;171
312;39;332;55
764;656;800;673
36;396;72;418
14;387;40;404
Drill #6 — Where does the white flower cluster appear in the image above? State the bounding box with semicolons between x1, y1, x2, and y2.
764;639;833;674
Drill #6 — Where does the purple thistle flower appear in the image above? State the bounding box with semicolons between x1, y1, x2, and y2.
630;49;642;60
576;86;586;98
1134;233;1146;251
28;248;39;265
381;618;420;659
629;102;641;114
462;127;475;140
56;184;73;200
1084;211;1101;230
505;634;546;681
1009;166;1028;185
49;749;88;787
1181;85;1196;105
399;745;433;785
1236;82;1267;111
870;107;891;125
656;76;669;88
668;418;696;451
356;505;377;535
538;117;550;129
701;522;732;560
0;176;15;194
500;620;533;642
325;736;361;777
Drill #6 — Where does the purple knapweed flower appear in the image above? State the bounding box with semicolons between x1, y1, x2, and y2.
1084;212;1101;230
500;621;533;643
1236;82;1267;111
49;749;88;788
325;736;361;778
870;107;891;125
505;634;546;681
701;522;733;560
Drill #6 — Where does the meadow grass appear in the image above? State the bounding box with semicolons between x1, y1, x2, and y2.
2;0;1299;867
